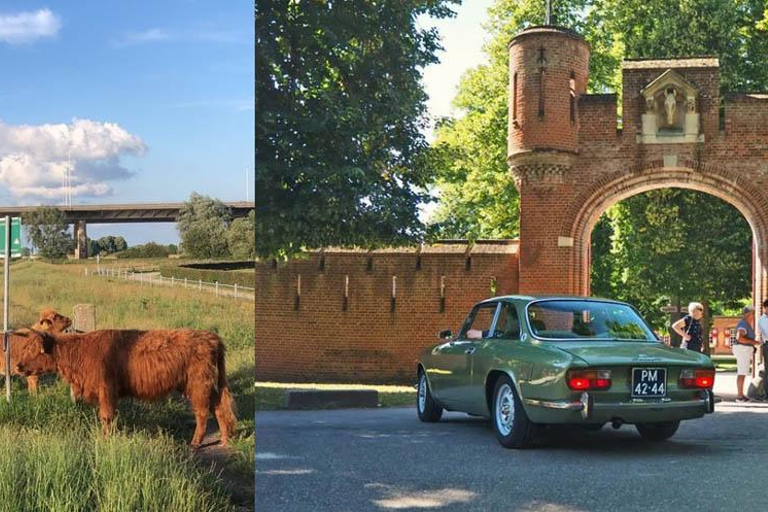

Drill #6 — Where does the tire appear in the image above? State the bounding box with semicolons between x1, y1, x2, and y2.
492;375;536;449
417;370;443;422
635;421;680;442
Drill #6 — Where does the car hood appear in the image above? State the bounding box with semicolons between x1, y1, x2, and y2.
549;341;713;367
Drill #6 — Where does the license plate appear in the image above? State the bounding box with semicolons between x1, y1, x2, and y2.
631;368;666;398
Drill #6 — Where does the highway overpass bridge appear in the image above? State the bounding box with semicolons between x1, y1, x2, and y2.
0;201;255;258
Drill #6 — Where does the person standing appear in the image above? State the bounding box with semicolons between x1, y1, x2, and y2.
757;300;768;394
671;302;704;352
734;305;760;402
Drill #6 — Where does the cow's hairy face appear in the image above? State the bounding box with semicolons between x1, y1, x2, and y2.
13;330;56;376
0;333;31;375
33;310;72;333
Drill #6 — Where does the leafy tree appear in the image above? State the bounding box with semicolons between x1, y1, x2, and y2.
87;238;101;257
227;210;255;260
22;206;75;259
116;242;171;259
95;236;128;255
177;193;232;259
256;0;460;258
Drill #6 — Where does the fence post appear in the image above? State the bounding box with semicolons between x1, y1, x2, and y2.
171;276;175;287
184;278;188;289
199;279;202;291
234;284;238;297
84;268;88;277
215;282;219;297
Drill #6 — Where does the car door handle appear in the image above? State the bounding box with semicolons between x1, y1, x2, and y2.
464;346;476;355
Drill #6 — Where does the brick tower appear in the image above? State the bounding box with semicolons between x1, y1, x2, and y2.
507;26;590;294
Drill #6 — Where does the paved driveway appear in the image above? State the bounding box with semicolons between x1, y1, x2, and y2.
256;373;768;512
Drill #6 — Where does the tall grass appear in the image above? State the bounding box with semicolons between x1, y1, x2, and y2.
0;426;234;512
0;260;254;510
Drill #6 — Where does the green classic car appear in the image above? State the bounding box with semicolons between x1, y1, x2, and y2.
417;296;716;448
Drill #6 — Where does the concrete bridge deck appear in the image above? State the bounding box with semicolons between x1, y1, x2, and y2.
0;201;254;224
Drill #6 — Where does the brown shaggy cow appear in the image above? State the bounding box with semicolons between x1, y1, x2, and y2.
32;309;73;333
0;309;73;394
14;329;237;447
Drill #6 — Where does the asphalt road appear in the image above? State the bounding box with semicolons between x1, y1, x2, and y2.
256;374;768;512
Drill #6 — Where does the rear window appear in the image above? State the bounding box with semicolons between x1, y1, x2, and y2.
527;300;656;341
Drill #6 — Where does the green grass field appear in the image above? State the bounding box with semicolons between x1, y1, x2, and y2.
0;260;254;511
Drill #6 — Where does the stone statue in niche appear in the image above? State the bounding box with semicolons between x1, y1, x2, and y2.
664;87;677;125
687;97;695;113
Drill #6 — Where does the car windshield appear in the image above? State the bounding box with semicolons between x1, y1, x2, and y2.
527;300;656;341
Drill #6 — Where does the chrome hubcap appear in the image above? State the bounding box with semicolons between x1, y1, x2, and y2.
418;374;427;412
495;384;515;436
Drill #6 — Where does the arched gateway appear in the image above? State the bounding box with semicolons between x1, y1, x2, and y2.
508;26;768;307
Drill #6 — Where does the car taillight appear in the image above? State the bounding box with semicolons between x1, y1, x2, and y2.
567;369;612;390
680;369;716;389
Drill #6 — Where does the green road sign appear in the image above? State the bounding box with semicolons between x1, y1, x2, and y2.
0;217;22;258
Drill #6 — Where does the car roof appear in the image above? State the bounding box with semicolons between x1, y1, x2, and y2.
477;295;629;306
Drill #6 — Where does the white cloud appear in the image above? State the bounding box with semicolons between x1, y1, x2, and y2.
0;9;61;44
111;28;170;47
0;118;146;203
111;26;248;48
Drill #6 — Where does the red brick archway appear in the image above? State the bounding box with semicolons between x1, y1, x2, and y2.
508;26;768;303
562;166;768;308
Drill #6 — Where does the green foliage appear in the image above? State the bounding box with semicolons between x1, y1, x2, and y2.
177;193;232;258
227;211;255;260
96;236;128;255
22;206;74;259
115;242;171;259
256;0;460;258
591;191;751;328
597;0;768;92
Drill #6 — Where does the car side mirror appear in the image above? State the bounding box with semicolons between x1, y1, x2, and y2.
439;329;453;340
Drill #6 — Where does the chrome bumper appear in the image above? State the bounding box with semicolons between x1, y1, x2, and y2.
525;390;714;419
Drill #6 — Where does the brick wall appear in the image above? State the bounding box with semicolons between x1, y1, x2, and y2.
256;241;519;383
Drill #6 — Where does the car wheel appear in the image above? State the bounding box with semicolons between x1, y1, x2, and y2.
417;370;443;422
635;421;680;442
492;375;535;449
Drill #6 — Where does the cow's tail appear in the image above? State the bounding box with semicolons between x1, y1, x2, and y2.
214;343;237;444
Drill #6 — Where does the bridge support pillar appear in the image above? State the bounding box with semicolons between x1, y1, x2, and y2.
74;220;88;259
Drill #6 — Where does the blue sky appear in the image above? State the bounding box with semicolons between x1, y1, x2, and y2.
418;0;494;221
0;2;253;244
421;0;494;132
